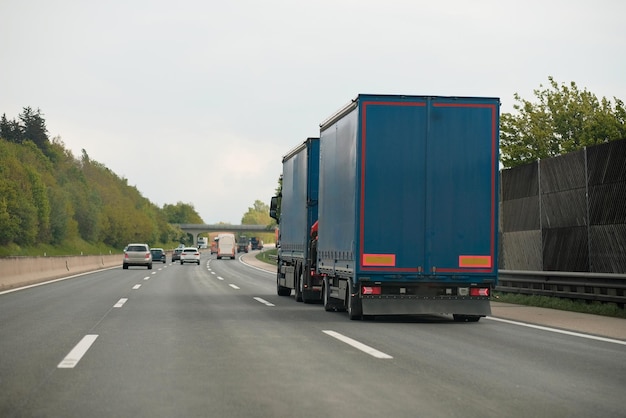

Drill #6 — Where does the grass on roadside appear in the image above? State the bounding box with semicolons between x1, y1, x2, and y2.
255;248;277;264
493;292;626;319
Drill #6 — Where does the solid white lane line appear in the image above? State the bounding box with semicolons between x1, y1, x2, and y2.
58;334;98;368
113;298;128;308
323;330;393;359
486;317;626;346
133;284;141;289
229;284;240;290
253;297;275;307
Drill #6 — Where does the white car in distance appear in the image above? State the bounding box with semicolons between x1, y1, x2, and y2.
180;247;201;265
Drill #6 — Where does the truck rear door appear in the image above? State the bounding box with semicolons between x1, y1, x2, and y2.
358;97;498;278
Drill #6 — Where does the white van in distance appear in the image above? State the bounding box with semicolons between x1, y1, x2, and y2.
216;233;236;259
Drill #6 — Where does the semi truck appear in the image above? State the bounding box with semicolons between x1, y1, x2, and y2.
237;235;249;253
270;137;322;303
250;237;263;250
271;94;499;321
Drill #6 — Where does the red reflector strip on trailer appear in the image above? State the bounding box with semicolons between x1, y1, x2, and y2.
470;288;489;297
362;254;396;267
362;286;382;295
459;255;492;268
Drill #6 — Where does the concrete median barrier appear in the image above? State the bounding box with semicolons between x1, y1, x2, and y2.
0;254;121;291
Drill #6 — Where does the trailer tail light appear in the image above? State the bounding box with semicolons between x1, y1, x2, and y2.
470;287;489;297
362;286;382;295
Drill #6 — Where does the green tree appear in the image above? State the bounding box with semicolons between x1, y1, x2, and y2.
500;77;626;168
241;199;272;226
0;114;22;143
19;107;49;153
269;175;282;225
26;166;51;242
47;187;71;244
0;188;19;245
162;202;203;224
1;108;211;252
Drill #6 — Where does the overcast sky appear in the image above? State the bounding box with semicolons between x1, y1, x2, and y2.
1;0;625;224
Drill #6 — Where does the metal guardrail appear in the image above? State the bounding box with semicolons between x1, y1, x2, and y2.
497;270;626;306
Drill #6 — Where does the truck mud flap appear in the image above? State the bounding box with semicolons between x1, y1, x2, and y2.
302;288;322;304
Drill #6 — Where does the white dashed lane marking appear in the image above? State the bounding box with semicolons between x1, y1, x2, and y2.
253;297;275;307
58;334;99;368
113;298;128;308
323;330;393;359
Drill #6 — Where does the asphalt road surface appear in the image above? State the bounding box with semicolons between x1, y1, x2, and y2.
1;252;625;417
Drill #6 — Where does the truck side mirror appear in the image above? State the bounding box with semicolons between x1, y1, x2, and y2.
269;196;279;221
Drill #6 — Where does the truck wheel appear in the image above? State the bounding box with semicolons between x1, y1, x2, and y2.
294;267;303;302
347;280;363;320
277;273;291;296
323;276;335;311
453;314;481;322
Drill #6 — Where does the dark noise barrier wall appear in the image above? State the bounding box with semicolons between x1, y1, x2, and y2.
500;138;626;273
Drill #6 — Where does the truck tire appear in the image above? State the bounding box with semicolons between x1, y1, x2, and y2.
277;273;291;296
323;276;334;311
453;314;481;322
294;267;303;302
347;280;363;320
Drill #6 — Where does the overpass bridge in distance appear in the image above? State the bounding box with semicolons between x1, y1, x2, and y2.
174;224;273;247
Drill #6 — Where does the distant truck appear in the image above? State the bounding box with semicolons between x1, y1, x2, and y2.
216;233;236;259
249;237;263;251
197;237;208;249
271;94;499;320
270;138;321;303
237;235;249;253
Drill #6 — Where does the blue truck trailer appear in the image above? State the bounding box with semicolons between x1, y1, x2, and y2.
270;137;322;303
317;94;500;320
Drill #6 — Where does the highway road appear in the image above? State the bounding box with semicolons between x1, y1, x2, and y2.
1;252;625;417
